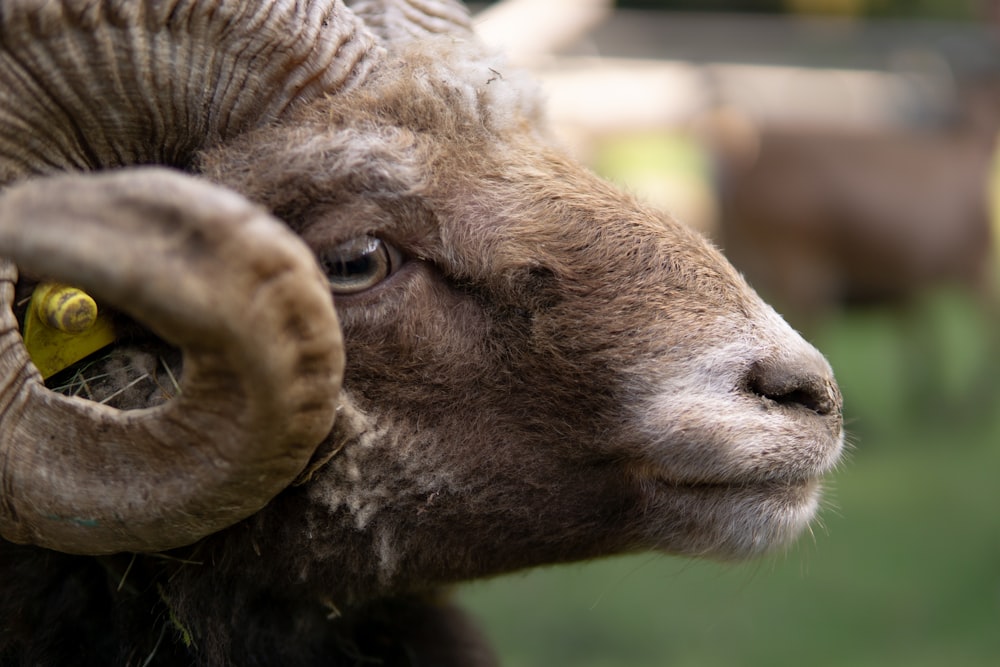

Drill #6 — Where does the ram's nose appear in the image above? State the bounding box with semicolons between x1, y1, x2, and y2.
744;348;842;418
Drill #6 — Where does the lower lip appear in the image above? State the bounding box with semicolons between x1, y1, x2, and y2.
668;477;821;494
645;477;825;558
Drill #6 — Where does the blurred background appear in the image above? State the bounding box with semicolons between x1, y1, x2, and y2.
459;1;1000;665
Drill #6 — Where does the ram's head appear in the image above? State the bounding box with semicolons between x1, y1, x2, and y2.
0;0;842;607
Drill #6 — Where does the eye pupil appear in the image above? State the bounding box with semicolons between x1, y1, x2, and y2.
321;236;395;295
329;248;376;278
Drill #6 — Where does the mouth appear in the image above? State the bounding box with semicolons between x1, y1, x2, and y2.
664;475;822;496
631;452;831;491
651;471;825;524
630;462;828;559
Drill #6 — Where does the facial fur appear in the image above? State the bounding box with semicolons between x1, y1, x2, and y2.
199;40;843;606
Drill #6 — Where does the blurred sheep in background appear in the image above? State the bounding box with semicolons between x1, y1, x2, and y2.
474;1;1000;323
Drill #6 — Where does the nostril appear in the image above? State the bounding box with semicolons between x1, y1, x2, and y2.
745;360;840;417
755;384;829;415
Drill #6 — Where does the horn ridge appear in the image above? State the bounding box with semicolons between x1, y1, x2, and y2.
0;0;380;184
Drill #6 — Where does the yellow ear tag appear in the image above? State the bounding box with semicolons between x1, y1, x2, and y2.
22;283;117;379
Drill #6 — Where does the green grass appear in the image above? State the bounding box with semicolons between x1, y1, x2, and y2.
459;287;1000;666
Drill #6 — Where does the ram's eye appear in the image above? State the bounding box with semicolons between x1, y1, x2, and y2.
320;236;401;295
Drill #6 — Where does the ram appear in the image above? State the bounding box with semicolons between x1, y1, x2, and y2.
0;1;844;665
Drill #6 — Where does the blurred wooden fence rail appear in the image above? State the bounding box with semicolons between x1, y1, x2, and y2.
473;2;1000;139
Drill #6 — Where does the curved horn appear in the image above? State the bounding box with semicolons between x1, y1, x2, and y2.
345;0;472;43
0;0;381;183
0;1;369;553
0;169;344;555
